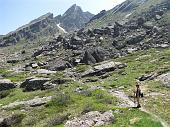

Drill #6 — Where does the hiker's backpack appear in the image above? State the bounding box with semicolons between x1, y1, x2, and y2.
140;92;144;97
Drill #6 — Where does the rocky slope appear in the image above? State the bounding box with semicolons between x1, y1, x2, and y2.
0;0;170;127
86;0;170;29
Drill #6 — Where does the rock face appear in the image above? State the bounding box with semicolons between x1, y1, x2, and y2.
20;78;50;91
65;110;114;127
0;79;16;91
55;4;94;32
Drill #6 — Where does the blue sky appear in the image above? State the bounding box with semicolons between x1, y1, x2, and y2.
0;0;125;35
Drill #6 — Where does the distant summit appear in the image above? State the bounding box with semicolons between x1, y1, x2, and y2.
55;4;94;32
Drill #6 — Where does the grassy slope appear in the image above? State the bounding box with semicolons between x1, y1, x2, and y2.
113;48;170;125
158;10;170;25
0;48;169;126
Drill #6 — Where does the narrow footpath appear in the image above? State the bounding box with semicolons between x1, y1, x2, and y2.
109;89;169;127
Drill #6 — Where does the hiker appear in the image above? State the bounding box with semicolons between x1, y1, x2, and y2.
134;82;142;108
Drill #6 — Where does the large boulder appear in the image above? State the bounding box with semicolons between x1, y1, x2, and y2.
36;69;56;74
93;61;126;73
0;79;16;91
70;35;82;46
80;61;126;77
7;59;20;64
138;72;158;81
20;78;50;91
2;96;52;109
155;14;162;20
92;48;108;62
143;21;154;29
81;50;97;65
158;72;170;84
113;25;120;37
93;28;111;35
0;114;24;127
81;48;108;65
65;110;114;127
49;60;72;71
126;33;145;45
32;49;45;57
137;17;145;26
112;40;126;50
157;72;170;88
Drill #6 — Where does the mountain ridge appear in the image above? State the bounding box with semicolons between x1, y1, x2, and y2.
86;0;170;29
0;4;94;47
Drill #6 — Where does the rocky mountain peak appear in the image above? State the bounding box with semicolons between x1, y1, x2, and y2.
62;4;83;18
55;4;94;32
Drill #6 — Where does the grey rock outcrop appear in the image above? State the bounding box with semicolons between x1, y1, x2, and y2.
126;33;146;45
36;69;56;74
2;96;52;109
0;79;16;91
80;61;126;77
0;114;24;127
81;48;108;65
138;72;159;81
20;77;50;91
65;110;114;127
7;59;20;64
49;59;72;71
158;72;170;84
93;28;111;35
82;50;97;65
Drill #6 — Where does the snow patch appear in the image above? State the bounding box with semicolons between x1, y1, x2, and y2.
57;23;67;33
125;13;132;18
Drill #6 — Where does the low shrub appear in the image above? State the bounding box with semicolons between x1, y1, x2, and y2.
0;90;12;99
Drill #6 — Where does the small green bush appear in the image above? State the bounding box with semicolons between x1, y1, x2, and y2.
47;92;73;107
76;64;89;73
47;114;69;127
81;103;95;114
0;90;12;99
